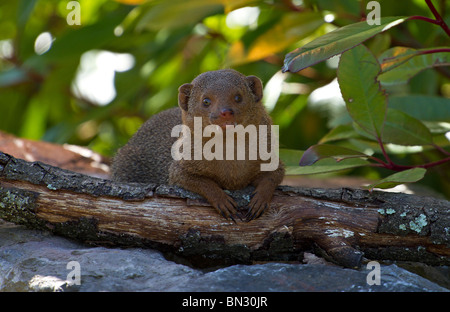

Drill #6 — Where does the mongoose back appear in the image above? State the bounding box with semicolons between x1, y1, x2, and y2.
111;69;284;221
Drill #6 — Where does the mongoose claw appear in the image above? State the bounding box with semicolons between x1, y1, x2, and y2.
245;191;271;221
245;203;268;221
214;195;240;222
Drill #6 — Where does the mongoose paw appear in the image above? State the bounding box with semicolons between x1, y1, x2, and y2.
245;190;271;221
212;194;240;223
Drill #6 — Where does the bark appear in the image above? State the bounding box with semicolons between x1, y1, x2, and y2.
0;148;449;269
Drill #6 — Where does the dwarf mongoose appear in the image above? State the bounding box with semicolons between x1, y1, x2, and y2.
111;69;284;221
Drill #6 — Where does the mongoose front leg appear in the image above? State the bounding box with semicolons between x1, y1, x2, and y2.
169;167;239;221
186;176;240;222
246;167;284;221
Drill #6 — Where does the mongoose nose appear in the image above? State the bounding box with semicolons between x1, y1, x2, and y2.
220;108;234;119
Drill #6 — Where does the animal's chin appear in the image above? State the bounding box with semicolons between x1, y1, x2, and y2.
220;122;237;131
208;121;238;131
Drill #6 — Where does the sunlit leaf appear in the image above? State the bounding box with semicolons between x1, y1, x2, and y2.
114;0;148;5
379;47;450;85
135;0;224;31
221;0;258;14
233;12;324;65
282;16;407;73
379;47;420;71
366;168;427;190
27;12;127;66
337;44;387;139
20;95;50;140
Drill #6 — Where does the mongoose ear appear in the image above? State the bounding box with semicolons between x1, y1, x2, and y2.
246;75;263;102
178;83;193;111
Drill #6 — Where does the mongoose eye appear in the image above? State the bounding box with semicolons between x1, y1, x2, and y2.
234;94;242;103
202;98;211;106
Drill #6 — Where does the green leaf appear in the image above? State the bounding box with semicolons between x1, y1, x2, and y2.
281;147;370;175
280;149;304;167
282;16;407;73
337;44;387;139
20;95;50;140
378;47;450;85
319;124;360;143
26;12;127;66
352;122;379;142
382;108;434;146
389;95;450;122
135;0;224;31
378;47;420;72
299;144;369;166
242;12;324;64
17;0;38;30
287;158;370;175
366;168;427;190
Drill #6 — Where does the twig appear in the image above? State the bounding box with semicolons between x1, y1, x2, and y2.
417;48;450;55
408;0;450;37
377;137;395;167
418;156;450;169
373;137;450;171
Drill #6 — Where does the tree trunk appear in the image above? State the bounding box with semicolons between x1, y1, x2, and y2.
0;148;449;269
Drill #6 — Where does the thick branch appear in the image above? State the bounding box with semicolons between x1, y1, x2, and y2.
0;151;448;269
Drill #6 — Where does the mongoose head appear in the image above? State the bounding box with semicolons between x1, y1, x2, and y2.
178;69;264;130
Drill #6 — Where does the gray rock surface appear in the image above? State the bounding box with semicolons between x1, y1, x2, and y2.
0;220;448;292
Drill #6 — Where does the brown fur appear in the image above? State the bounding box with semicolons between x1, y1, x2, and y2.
111;69;285;221
111;107;180;184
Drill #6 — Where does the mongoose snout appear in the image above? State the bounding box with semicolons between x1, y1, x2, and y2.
210;107;235;129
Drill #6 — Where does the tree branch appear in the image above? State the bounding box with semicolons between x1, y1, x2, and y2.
0;150;449;269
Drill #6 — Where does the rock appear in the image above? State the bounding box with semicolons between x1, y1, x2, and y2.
0;220;200;292
185;262;449;292
0;220;448;292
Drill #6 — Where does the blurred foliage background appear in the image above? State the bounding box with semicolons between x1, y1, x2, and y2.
0;0;449;196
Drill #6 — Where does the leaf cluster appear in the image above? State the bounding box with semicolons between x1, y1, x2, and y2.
283;3;450;194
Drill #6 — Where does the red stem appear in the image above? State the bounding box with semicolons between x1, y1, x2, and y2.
426;0;443;20
368;155;389;167
373;138;450;171
377;137;395;166
418;156;450;169
408;15;441;25
433;144;450;156
371;157;450;172
417;48;450;55
409;0;450;37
